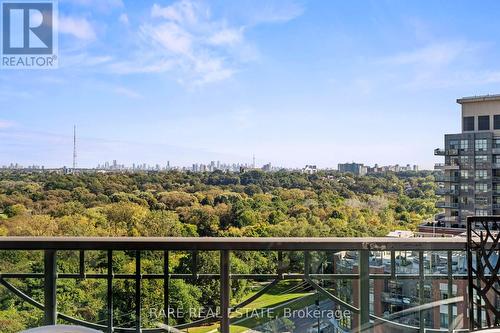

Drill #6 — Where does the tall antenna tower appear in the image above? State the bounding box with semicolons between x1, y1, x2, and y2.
252;154;255;168
72;125;77;171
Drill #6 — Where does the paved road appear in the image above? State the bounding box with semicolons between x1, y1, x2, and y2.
248;299;340;333
289;299;335;333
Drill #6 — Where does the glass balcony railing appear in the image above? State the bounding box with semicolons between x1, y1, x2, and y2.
436;201;459;209
476;161;492;169
434;175;460;182
434;163;445;170
0;236;482;333
434;148;459;156
434;148;445;156
434;164;460;171
435;188;458;196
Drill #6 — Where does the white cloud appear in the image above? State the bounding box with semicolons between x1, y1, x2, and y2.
108;1;240;84
382;42;469;67
191;57;235;85
248;1;304;24
61;53;113;68
105;0;303;86
142;22;192;55
113;86;142;99
119;13;129;25
63;0;123;11
59;16;96;41
373;39;498;90
151;1;199;25
208;28;243;46
108;59;175;74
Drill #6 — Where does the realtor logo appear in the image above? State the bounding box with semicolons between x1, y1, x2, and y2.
1;1;58;68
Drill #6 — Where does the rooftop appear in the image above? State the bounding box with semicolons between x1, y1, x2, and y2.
457;93;500;104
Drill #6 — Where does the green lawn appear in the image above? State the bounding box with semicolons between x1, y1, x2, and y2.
187;280;315;333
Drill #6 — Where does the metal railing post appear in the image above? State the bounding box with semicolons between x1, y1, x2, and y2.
44;250;57;325
277;251;284;280
419;251;425;333
135;251;141;332
304;251;310;277
447;251;453;332
107;250;113;333
220;250;230;333
164;250;169;326
359;250;370;333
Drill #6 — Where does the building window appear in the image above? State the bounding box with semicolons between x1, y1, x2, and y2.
475;139;488;152
476;183;489;192
495;115;500;130
448;140;459;150
478;115;490;130
460;156;469;165
475;209;488;216
461;184;469;191
476;170;488;179
461;170;469;179
440;313;449;328
475;155;488;162
460;139;469;151
463;116;475;131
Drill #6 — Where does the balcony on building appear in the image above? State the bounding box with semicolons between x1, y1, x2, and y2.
434;148;446;156
434;163;445;170
434;163;460;171
434;174;459;182
435;188;458;196
475;161;492;169
436;201;460;209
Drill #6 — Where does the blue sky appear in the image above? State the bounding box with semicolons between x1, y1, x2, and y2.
3;0;500;169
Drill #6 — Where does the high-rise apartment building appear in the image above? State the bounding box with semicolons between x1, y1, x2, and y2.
338;162;367;176
435;94;500;228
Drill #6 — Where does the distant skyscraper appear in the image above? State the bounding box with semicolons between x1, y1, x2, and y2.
72;125;77;171
338;163;367;176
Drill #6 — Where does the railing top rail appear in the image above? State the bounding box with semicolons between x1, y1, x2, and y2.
0;237;467;251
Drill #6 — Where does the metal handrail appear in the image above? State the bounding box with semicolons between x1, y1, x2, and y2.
0;237;469;333
0;236;467;251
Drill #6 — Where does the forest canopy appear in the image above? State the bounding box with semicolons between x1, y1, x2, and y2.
0;169;439;332
0;169;438;238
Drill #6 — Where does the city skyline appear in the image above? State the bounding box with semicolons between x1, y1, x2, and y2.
1;158;422;173
4;1;500;168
